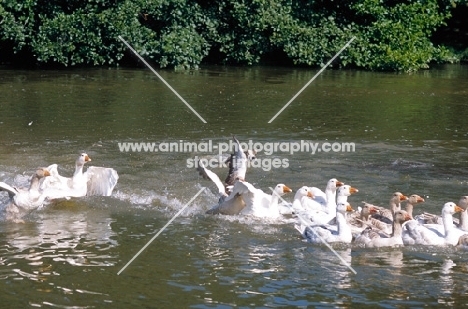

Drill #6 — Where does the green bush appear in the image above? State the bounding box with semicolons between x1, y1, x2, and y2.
0;0;466;71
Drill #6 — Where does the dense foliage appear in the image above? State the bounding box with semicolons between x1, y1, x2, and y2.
0;0;467;71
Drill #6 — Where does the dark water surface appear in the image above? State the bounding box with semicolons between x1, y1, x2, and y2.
1;64;468;307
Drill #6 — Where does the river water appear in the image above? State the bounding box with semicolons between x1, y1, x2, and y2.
1;64;468;307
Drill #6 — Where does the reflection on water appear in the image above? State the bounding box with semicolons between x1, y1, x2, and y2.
440;258;455;301
1;65;468;307
2;201;118;271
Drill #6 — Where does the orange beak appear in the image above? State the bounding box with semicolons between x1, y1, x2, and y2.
369;206;378;214
455;205;463;213
349;187;359;194
307;191;314;198
400;195;408;201
336;181;344;187
283;185;292;193
417;196;425;203
405;213;412;221
346;204;353;212
44;169;51;177
85;155;91;162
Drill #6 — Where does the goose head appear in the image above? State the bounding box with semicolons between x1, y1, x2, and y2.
327;178;344;191
35;168;51;178
407;194;425;205
361;204;376;216
76;153;92;166
394;210;412;224
28;167;51;191
244;150;257;161
272;184;292;197
442;202;463;216
391;192;408;204
337;202;353;214
295;186;314;200
337;185;359;196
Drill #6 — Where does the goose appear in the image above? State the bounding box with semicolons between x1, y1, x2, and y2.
196;157;249;215
40;153;118;200
236;181;293;218
402;202;467;246
1;168;51;223
295;202;354;244
198;136;255;196
348;202;373;232
348;204;392;236
301;178;343;213
336;185;359;204
363;192;408;224
206;181;292;218
307;184;358;225
458;196;468;232
354;210;411;248
41;153;91;199
352;199;398;236
404;194;425;218
224;136;256;189
389;192;409;215
205;193;246;215
290;186;314;214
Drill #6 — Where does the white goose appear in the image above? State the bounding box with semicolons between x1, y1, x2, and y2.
290;186;314;214
295;202;354;244
1;168;51;222
336;185;359;204
206;182;292;216
302;178;343;213
218;180;292;218
41;153;118;200
41;153;91;199
198;159;252;215
354;210;411;248
403;202;467;246
307;184;358;225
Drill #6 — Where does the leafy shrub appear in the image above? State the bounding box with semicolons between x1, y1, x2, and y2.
0;0;466;71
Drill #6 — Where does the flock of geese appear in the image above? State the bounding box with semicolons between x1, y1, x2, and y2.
0;153;118;223
198;137;468;249
2;138;468;249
